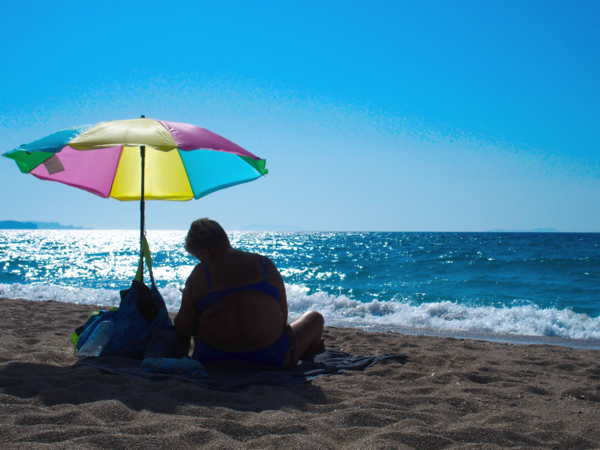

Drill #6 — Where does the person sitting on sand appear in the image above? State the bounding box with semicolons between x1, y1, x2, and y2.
175;218;325;370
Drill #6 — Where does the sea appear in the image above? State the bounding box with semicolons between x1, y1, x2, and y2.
1;230;599;348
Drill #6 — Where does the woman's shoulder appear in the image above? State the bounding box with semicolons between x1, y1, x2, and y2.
231;248;260;257
185;263;210;301
189;262;205;275
229;248;267;263
187;263;207;286
234;251;280;282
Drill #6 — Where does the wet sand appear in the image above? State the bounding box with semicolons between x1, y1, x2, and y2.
1;297;599;449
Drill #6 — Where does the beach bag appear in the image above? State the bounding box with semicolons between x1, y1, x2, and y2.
75;236;173;359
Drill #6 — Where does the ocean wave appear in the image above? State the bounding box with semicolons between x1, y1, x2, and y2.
286;285;600;341
0;283;184;312
2;282;599;341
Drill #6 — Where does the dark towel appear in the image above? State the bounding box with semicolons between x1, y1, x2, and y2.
76;349;408;393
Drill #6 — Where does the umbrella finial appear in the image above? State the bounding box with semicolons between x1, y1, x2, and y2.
140;115;145;119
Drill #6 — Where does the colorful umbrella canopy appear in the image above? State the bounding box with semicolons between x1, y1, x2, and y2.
3;118;268;201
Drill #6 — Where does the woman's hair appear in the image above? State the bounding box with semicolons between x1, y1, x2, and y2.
185;218;230;256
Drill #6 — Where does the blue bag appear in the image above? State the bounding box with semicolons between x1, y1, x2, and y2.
75;236;174;359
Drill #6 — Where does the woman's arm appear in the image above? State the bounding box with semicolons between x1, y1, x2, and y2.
265;257;288;325
174;269;200;336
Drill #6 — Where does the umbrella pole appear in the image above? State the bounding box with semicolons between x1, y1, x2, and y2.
140;144;146;283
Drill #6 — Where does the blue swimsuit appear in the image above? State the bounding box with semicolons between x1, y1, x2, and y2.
192;256;295;371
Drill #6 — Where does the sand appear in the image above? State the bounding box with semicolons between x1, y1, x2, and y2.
0;297;599;449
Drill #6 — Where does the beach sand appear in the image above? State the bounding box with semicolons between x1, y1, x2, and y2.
0;297;599;449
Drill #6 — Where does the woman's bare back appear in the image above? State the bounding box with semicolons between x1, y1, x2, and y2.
187;249;286;352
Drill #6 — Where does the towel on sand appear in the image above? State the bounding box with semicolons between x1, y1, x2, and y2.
76;349;408;393
142;357;209;377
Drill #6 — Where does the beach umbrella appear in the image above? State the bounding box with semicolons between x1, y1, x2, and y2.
2;117;268;281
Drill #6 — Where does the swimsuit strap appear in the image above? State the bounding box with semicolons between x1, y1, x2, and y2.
203;263;213;292
196;256;280;314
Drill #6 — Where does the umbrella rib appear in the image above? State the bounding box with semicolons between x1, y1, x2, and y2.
107;146;126;200
174;149;195;200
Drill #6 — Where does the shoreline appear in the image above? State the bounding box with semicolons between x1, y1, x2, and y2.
4;295;600;350
352;323;600;350
1;297;599;448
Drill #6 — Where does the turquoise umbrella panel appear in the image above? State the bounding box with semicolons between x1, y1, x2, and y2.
180;150;266;199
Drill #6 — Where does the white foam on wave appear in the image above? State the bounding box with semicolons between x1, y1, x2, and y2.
0;283;122;307
285;285;600;341
3;282;599;342
0;283;184;312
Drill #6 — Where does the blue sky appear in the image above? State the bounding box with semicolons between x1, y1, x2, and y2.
1;0;599;231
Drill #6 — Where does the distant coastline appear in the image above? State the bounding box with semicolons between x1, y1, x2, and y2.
486;228;559;232
0;221;91;230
